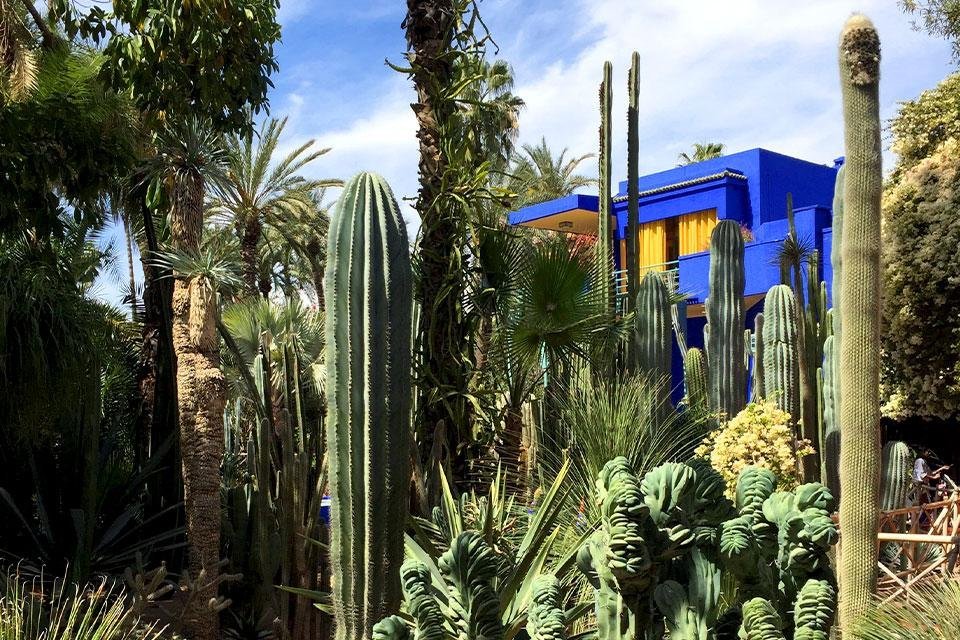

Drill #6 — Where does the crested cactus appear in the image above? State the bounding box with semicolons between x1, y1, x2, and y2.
326;172;412;640
578;457;735;640
792;578;837;640
836;14;883;629
684;347;709;412
740;598;786;640
761;285;801;432
376;533;503;640
636;272;673;425
705;220;747;419
752;313;766;402
880;441;912;512
527;575;568;640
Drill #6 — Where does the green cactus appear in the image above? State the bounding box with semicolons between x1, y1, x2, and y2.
401;560;445;640
527;575;568;640
820;335;839;495
740;598;786;640
752;313;766;402
880;441;912;512
625;51;640;320
372;616;412;640
326;172;412;640
792;579;837;640
597;61;614;315
440;531;505;640
836;14;883;630
578;457;735;640
705;220;747;419
684;347;709;412
636;271;673;425
761;285;800;431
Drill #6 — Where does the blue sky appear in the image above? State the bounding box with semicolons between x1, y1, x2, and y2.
91;0;955;307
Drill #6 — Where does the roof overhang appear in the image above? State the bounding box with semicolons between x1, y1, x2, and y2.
508;194;601;235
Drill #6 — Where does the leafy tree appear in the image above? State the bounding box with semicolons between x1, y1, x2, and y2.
509;137;594;207
889;71;960;173
458;57;524;169
209;117;340;298
677;141;725;166
901;0;960;61
882;137;960;420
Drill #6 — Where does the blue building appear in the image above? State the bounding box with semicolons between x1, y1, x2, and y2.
508;148;841;392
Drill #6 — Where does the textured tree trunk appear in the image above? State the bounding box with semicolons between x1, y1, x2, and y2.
404;0;473;490
241;215;263;297
170;172;225;640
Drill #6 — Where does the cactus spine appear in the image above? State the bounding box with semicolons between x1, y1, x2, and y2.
625;52;640;321
762;285;801;431
684;347;709;412
597;61;614;315
836;14;883;630
880;441;912;512
326;172;412;640
705;220;747;419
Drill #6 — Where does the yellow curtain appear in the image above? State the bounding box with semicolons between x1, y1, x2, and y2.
638;220;667;274
678;209;717;255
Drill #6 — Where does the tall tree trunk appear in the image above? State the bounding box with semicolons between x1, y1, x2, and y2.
134;194;181;540
404;0;473;491
241;214;263;297
170;172;225;640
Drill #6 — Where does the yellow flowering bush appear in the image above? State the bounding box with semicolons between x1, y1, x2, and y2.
695;401;814;497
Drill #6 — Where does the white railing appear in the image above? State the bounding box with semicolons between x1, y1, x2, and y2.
614;261;680;297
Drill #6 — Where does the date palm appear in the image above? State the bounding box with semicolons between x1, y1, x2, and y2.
210;116;340;298
149;116;229;640
509;137;595;207
677;141;725;165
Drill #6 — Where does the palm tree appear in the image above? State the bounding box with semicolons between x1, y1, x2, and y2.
509;138;595;207
150;116;229;640
458;58;525;169
210;116;340;298
677;141;726;166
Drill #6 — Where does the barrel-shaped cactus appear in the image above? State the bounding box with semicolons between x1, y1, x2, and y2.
326;172;412;640
636;271;672;408
684;347;709;412
705;220;747;419
880;441;913;512
762;285;801;429
836;14;883;630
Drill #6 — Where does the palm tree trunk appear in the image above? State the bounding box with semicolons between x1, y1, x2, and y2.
170;172;225;640
241;215;263;297
404;0;473;490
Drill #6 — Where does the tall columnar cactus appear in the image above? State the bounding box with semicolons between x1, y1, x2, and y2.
880;441;912;512
752;313;766;402
761;285;801;431
829;164;844;423
625;51;641;320
636;271;672;387
820;335;839;496
597;61;614;316
836;14;883;630
326;172;412;640
705;220;747;419
684;347;709;412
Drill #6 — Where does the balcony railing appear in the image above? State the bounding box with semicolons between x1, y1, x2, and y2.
613;261;680;311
